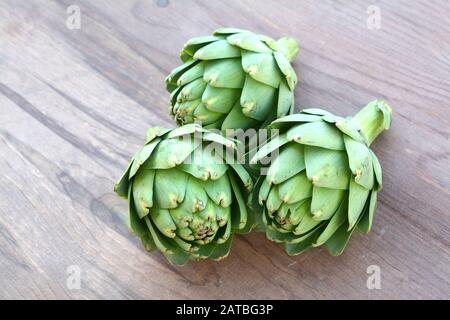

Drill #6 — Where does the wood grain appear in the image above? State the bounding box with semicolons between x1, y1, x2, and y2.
0;0;449;299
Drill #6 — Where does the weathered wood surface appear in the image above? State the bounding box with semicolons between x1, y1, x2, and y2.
0;0;449;299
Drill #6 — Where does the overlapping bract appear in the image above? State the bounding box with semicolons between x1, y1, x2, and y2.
165;28;299;131
250;100;392;256
114;124;254;265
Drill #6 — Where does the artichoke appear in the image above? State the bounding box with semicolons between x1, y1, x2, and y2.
165;28;299;131
250;100;392;256
114;124;254;265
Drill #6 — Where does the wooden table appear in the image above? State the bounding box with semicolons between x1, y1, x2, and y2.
0;0;449;299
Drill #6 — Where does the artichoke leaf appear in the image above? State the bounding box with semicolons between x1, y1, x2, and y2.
370;150;383;191
144;137;200;169
266;143;305;184
266;224;299;243
228;172;248;230
321;114;340;124
310;186;344;221
203;131;236;149
167;123;205;139
278;171;312;204
301;108;333;116
207;235;234;261
348;178;370;229
284;225;325;256
153;169;188;209
204;174;232;207
276;80;294;117
114;157;134;198
182;35;222;61
237;204;256;234
288;222;325;244
273;51;297;90
128;186;148;237
241;51;281;88
169;206;193;229
173;236;195;252
163;250;192;266
193;103;224;126
170;85;184;106
173;227;195;242
240;75;277;121
202;85;240;113
184;35;222;47
177;61;205;86
357;191;377;233
180;176;208;213
145;127;171;144
304;146;350;190
258;35;278;51
203;58;245;89
149;208;177;238
269;113;322;129
129;139;160;178
274;202;290;225
140;233;157;251
215;205;230;227
324;223;353;256
268;219;291;234
132;169;155;218
220;100;260;130
214;27;249;35
293;211;321;235
204;122;222;129
344;135;374;190
178;145;228;181
227;163;253;191
177;78;207;102
313;198;347;247
335;118;366;143
216;217;232;244
266;185;283;216
286;122;345;151
199;200;217;227
325;197;368;256
250;133;289;164
166;59;197;88
258;177;271;205
286;199;310;227
194;40;241;60
226;33;272;53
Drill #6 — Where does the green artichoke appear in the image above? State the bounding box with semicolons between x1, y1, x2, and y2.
250;100;392;256
114;124;254;265
165;28;299;131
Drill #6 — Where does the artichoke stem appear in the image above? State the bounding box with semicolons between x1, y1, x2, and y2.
351;100;392;145
276;37;299;62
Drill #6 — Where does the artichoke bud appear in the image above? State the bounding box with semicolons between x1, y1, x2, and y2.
252;100;392;256
166;28;299;131
114;124;254;265
176;227;194;242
